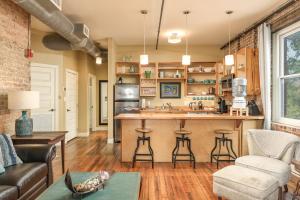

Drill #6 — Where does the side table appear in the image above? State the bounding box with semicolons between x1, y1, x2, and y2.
11;131;68;173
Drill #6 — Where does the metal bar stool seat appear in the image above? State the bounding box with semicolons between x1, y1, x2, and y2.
132;128;154;168
172;129;196;168
210;129;237;169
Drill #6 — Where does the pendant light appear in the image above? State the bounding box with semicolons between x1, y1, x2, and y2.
96;57;102;65
225;10;234;66
182;10;191;66
140;10;149;65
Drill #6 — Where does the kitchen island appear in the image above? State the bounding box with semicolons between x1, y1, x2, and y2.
115;113;264;163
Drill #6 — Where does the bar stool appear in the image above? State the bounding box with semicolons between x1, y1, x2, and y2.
132;128;154;168
210;129;237;169
172;129;196;168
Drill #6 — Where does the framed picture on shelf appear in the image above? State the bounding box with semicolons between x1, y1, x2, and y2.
160;82;181;99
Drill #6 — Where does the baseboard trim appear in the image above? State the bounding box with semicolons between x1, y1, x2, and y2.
94;126;108;131
77;132;89;137
107;138;114;144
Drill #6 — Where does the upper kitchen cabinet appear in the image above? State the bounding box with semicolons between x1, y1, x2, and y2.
234;48;260;96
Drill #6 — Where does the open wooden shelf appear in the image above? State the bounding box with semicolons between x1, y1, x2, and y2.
116;73;140;76
157;78;186;81
187;72;216;75
158;67;185;70
187;83;216;85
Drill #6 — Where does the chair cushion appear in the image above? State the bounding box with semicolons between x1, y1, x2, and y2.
0;163;47;197
235;155;291;186
213;165;278;199
0;185;18;200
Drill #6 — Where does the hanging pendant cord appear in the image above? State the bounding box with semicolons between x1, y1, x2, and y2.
143;13;146;54
228;14;231;55
185;13;188;55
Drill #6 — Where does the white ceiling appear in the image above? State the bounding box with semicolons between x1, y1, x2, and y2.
31;0;287;46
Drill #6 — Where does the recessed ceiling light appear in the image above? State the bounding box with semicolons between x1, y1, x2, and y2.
168;32;181;44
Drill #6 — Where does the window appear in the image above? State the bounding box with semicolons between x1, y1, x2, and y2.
273;21;300;126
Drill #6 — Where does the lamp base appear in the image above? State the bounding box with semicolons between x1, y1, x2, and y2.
15;111;33;137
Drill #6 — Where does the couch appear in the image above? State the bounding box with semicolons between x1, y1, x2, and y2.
0;144;56;200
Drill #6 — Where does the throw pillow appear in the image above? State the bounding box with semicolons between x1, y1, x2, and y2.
0;134;23;167
0;148;5;174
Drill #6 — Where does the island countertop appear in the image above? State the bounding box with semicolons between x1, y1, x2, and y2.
114;113;264;120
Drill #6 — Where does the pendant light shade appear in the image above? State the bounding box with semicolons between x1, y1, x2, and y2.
225;10;234;66
96;57;102;65
182;10;191;66
140;10;148;65
182;55;191;65
225;54;234;66
140;54;149;65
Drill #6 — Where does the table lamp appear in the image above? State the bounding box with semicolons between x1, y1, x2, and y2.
8;91;40;136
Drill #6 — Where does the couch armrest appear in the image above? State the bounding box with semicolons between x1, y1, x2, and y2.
14;144;56;163
15;144;56;186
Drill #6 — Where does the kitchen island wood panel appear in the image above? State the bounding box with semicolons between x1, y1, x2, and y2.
115;113;264;163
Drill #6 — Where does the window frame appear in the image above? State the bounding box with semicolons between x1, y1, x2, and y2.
272;21;300;126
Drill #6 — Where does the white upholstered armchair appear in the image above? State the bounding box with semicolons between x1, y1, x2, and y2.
235;129;300;199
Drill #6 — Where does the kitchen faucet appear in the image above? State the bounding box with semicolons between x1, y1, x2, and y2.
166;102;173;110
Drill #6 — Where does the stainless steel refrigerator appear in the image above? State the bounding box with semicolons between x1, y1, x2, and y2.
114;84;140;143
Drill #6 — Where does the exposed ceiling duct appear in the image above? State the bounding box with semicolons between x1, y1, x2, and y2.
12;0;103;58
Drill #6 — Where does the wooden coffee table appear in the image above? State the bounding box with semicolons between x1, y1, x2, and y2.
37;172;141;200
11;131;67;173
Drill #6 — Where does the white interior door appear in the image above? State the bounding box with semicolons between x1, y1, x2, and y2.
88;74;97;131
31;63;58;131
89;78;93;130
100;82;108;124
65;70;78;142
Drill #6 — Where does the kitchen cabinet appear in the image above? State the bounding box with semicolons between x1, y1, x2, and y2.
234;48;260;96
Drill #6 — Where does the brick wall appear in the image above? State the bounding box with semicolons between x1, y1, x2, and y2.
222;1;300;131
223;1;300;53
0;1;30;134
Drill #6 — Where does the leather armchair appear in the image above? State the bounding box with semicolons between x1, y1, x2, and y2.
0;144;56;200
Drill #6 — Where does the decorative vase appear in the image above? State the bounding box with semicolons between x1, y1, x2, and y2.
15;111;33;136
144;71;152;78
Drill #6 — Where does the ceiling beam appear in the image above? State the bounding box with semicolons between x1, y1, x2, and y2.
155;0;165;50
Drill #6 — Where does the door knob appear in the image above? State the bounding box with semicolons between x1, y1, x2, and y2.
49;108;55;112
67;109;71;112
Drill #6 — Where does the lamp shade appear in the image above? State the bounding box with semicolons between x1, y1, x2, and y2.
8;91;40;110
225;54;234;66
140;54;149;65
182;54;191;66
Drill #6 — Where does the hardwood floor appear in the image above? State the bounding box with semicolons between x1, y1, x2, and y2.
52;131;297;200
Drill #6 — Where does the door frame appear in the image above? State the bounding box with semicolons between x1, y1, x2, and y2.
65;69;79;139
88;73;97;131
30;62;59;131
99;80;108;125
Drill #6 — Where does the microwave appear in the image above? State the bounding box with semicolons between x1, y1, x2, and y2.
221;74;235;92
